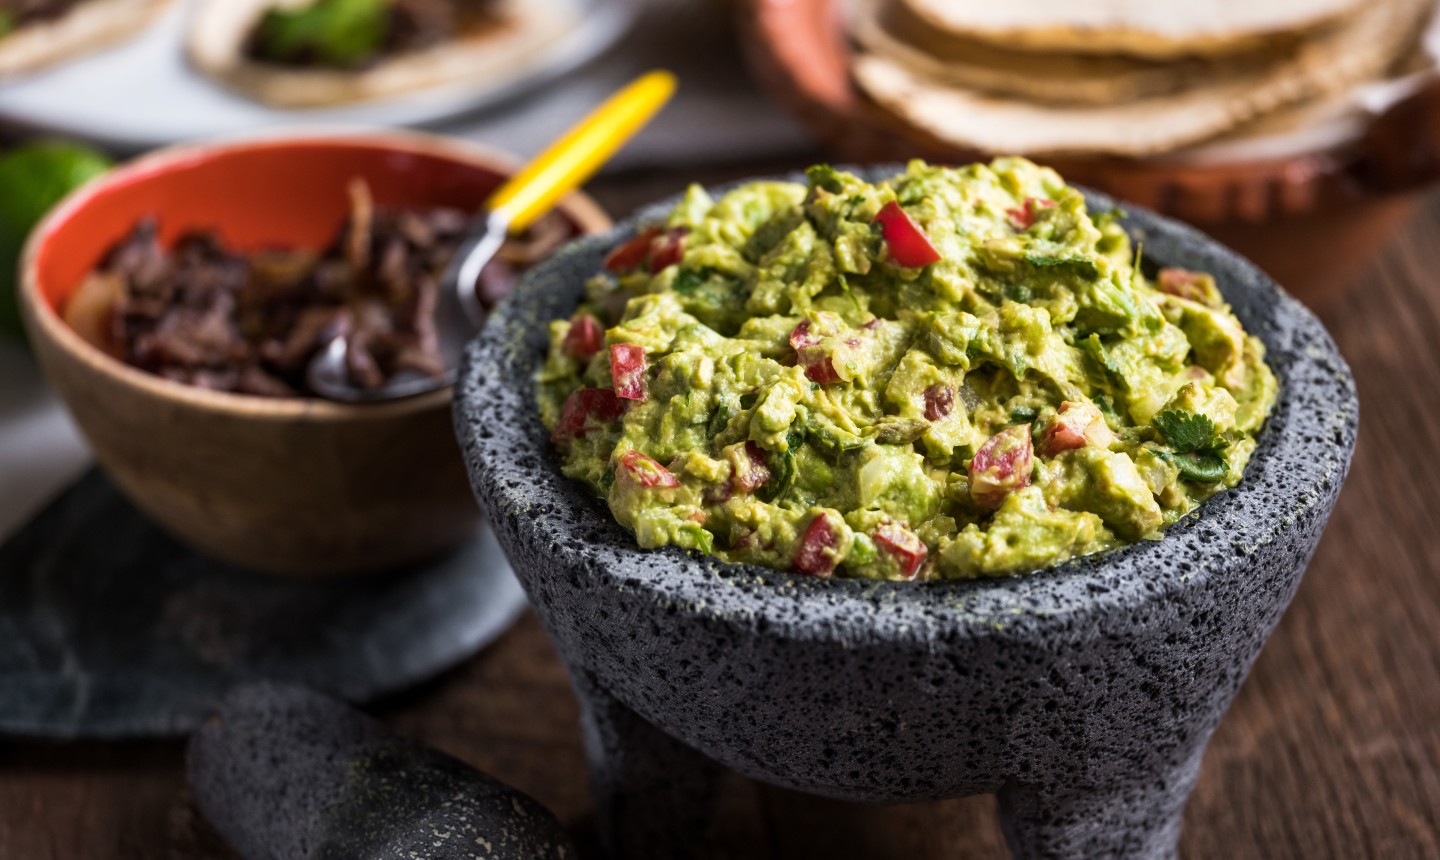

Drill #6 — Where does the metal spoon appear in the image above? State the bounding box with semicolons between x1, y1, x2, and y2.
307;70;677;403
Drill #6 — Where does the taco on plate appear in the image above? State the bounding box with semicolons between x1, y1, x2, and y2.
0;0;170;78
187;0;574;108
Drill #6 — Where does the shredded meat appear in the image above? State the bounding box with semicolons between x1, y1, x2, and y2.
388;0;503;52
85;180;571;398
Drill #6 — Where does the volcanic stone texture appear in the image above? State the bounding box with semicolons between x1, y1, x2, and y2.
456;174;1359;860
188;683;577;860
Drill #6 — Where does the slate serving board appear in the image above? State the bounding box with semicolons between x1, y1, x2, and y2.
0;470;526;739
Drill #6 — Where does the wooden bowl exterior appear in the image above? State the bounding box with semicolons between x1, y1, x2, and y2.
19;132;611;575
739;0;1440;295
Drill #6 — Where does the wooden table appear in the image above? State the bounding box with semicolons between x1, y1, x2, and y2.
1;170;1437;860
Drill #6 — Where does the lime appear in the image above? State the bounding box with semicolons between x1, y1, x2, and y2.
0;141;112;341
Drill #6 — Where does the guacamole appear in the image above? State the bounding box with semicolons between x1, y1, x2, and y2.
537;159;1277;580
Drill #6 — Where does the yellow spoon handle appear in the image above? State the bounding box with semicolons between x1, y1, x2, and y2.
486;70;677;232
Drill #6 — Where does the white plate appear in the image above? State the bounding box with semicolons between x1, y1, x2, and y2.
0;0;635;152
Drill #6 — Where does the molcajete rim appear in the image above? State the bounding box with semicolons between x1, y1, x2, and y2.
456;169;1359;645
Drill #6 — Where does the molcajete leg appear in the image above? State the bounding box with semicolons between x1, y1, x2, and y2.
995;750;1203;860
571;669;725;860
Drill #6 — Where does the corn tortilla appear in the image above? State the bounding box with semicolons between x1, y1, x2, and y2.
851;0;1284;106
898;0;1367;59
854;0;1431;156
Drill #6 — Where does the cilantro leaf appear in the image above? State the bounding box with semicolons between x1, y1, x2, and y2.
806;164;844;194
1003;282;1033;304
1092;394;1121;425
757;431;804;502
1153;410;1216;454
1080;333;1125;383
1169;452;1229;484
671;268;709;294
707;397;737;438
1024;253;1099;281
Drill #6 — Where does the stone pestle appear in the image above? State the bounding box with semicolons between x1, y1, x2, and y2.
188;682;577;860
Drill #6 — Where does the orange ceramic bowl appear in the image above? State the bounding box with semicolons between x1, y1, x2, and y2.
19;131;611;575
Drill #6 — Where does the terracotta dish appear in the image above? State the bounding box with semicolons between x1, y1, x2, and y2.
738;0;1440;297
20;132;610;575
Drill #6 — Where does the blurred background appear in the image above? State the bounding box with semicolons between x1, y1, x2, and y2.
5;0;1440;531
2;0;1440;524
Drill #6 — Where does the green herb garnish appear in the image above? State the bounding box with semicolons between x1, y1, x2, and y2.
758;430;804;502
1153;410;1216;454
1169;453;1229;483
1153;410;1229;483
253;0;390;70
806;164;844;194
671;268;709;294
1024;253;1100;280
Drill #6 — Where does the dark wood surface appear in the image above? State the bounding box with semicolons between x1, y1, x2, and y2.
1;173;1437;859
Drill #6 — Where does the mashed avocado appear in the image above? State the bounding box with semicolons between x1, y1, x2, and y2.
537;159;1277;580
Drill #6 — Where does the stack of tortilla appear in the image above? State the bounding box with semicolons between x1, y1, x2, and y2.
850;0;1439;158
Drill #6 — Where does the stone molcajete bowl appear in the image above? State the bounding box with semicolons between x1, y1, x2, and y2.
456;173;1359;860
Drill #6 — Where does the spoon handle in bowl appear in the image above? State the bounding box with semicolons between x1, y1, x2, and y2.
488;70;678;233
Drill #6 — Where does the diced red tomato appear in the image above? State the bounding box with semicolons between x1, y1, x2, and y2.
799;352;842;383
610;343;647;401
603;226;661;273
969;424;1034;510
708;441;774;503
790;320;821;351
616;450;680;489
648;228;688;272
601;226;688;275
1040;415;1088;457
873;522;927;579
789;320;844;383
793;512;842;578
1006;197;1055;230
924;384;955;421
874;201;942;267
551;388;627;445
1040;401;1113;457
735;441;773;493
1156;268;1215;304
562;313;604;362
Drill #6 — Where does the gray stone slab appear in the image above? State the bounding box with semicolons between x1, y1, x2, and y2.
0;469;526;739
